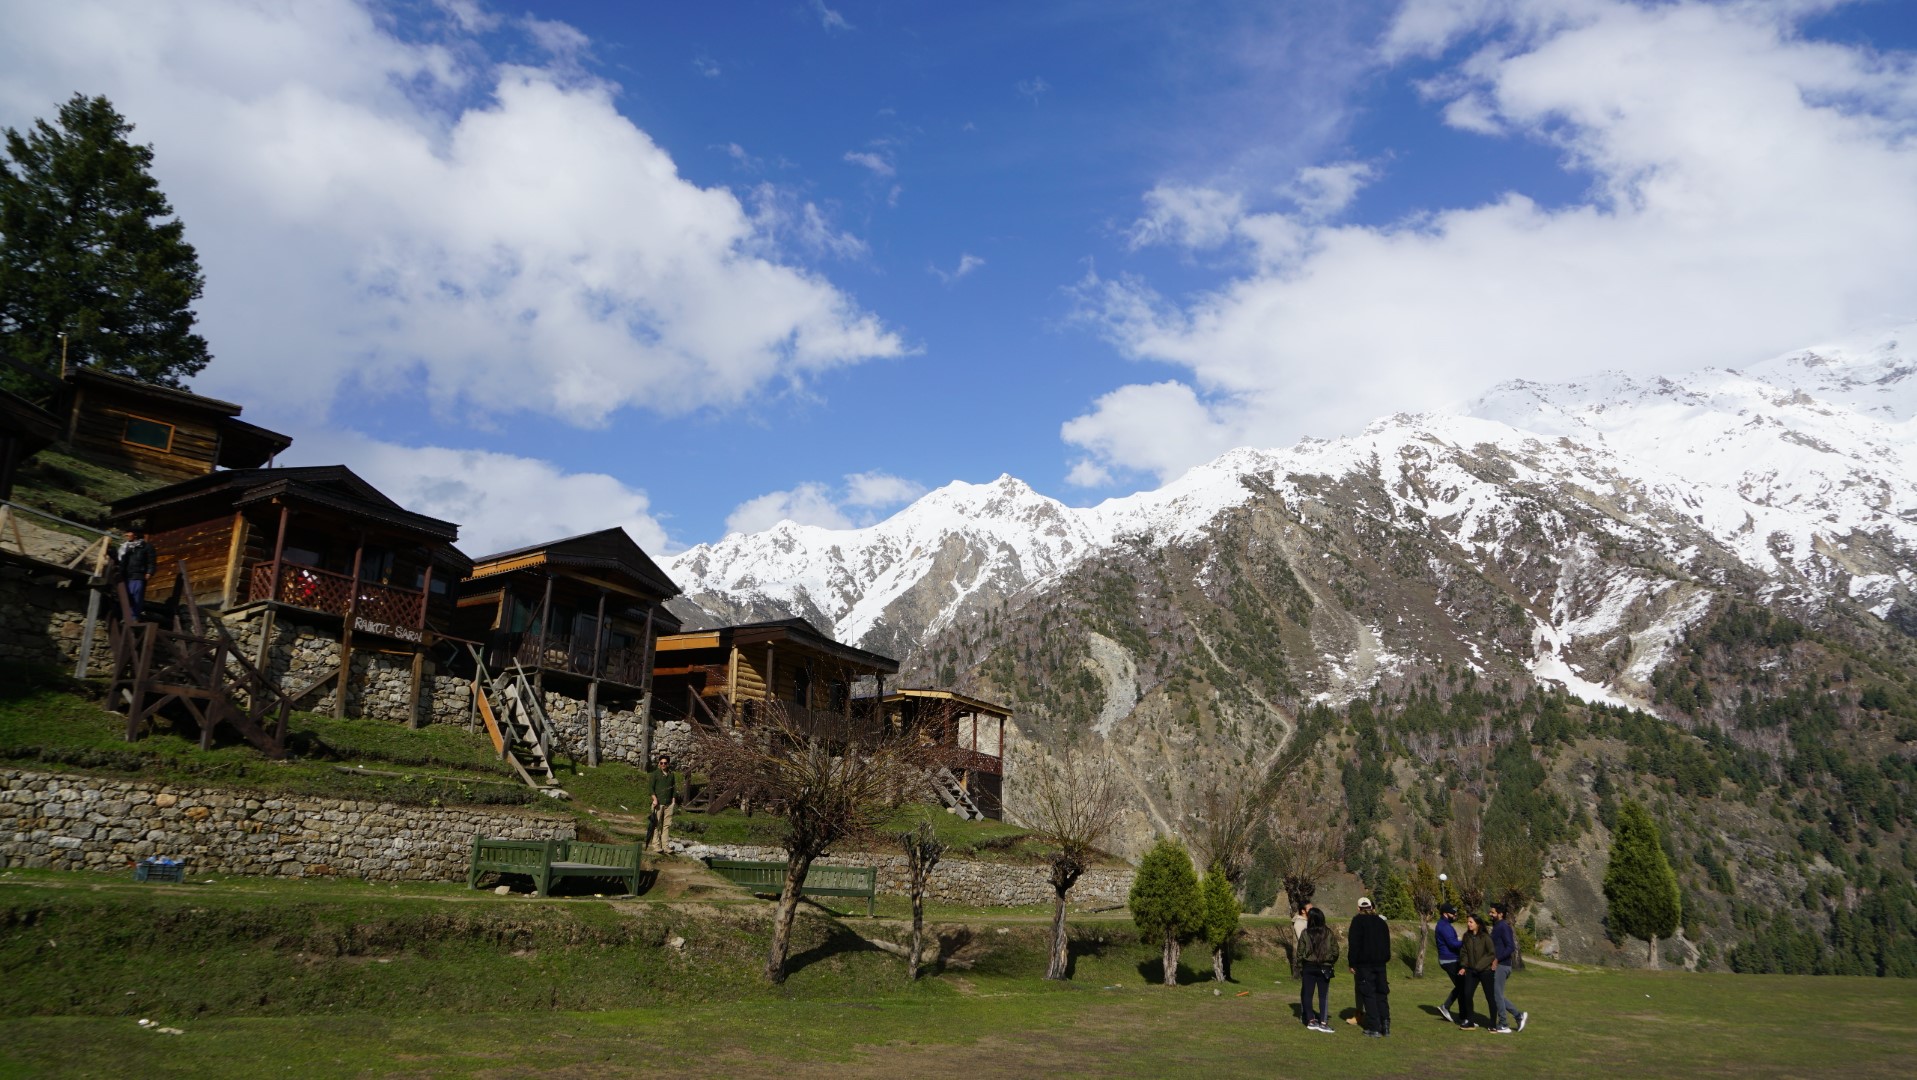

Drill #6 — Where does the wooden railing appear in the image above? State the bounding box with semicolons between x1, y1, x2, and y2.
511;632;650;686
952;747;1003;776
247;562;424;627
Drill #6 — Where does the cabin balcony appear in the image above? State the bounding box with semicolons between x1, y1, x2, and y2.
510;632;650;687
951;747;1003;776
247;562;424;628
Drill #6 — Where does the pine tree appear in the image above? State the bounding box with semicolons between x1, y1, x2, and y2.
1196;864;1240;983
1;94;210;389
1603;798;1681;967
1129;837;1201;987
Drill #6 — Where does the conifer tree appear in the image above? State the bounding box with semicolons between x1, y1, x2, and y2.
1603;798;1681;967
1;94;210;389
1196;863;1240;982
1129;837;1201;986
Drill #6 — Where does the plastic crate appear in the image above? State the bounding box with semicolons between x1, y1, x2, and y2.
134;858;185;883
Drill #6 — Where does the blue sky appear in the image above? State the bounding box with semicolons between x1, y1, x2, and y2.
4;1;1916;555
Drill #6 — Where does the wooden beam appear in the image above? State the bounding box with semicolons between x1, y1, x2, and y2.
335;533;364;719
639;603;657;763
220;511;247;609
265;502;289;607
586;588;606;767
407;650;426;729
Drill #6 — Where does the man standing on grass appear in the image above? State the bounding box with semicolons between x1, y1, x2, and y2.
1488;903;1528;1033
648;752;681;855
1435;902;1465;1023
1347;896;1392;1038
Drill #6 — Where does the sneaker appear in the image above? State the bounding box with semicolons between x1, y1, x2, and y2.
1312;1023;1335;1034
1364;1030;1383;1039
1459;1020;1476;1030
1489;1026;1513;1034
1517;1012;1529;1032
1436;1005;1453;1023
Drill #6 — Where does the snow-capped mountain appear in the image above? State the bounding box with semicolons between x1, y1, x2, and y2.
666;325;1917;705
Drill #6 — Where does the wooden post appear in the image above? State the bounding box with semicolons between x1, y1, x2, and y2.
335;533;364;719
639;603;657;762
417;557;434;631
265;503;289;606
407;649;427;729
532;572;554;699
72;584;102;679
251;604;277;682
586;588;606;767
220;511;247;609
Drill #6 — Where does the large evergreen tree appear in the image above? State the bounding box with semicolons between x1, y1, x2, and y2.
0;94;210;389
1129;837;1201;987
1603;798;1682;967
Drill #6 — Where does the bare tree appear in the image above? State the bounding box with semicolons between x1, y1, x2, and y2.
1409;859;1440;978
897;817;946;980
1268;786;1342;916
1447;810;1487;913
1190;775;1261;888
695;702;933;984
1023;744;1124;980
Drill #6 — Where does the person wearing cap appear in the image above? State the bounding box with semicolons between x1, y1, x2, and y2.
647;752;681;855
1346;896;1392;1038
1488;903;1527;1033
1434;902;1466;1023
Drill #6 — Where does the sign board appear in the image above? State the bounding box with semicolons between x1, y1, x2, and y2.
353;616;424;644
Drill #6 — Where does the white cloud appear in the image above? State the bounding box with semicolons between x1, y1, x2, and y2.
1016;77;1051;103
725;483;851;535
748;184;868;260
0;0;906;430
1284;161;1375;218
723;471;926;536
843;150;895;177
811;1;853;34
693;55;721;78
929;253;985;283
289;431;673;558
1070;0;1917;483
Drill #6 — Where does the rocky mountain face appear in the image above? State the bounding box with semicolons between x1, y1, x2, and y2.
665;326;1917;970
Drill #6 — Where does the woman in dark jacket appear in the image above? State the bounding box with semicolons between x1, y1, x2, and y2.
1298;907;1339;1032
1455;913;1496;1029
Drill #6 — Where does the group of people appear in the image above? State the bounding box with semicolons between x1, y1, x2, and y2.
1291;897;1530;1037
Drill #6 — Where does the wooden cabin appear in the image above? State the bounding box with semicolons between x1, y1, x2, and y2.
109;465;466;633
651;618;900;734
882;689;1011;819
455;528;681;763
60;367;292;483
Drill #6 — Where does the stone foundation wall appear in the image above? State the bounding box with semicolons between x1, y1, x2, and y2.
543;693;651;766
678;841;1135;909
0;769;574;881
0;555;112;674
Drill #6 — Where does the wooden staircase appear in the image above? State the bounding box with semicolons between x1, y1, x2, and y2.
107;563;292;757
926;764;984;820
471;649;561;792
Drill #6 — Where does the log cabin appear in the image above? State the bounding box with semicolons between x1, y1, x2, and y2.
0;387;62;501
109;465;469;721
650;618;900;738
59;367;292;483
454;528;682;765
881;689;1011;820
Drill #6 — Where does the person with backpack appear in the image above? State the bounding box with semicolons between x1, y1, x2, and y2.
1298;906;1339;1033
1455;912;1496;1030
1434;902;1465;1022
1346;897;1392;1038
1487;903;1527;1033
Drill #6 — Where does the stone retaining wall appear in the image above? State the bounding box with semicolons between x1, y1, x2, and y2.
0;769;574;881
678;841;1135;909
0;555;111;674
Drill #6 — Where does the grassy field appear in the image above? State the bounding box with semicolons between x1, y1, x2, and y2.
2;869;1914;1078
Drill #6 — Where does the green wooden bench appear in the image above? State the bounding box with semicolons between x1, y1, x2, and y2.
706;857;878;917
468;836;643;897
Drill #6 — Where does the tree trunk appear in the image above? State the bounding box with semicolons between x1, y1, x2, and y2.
908;886;925;980
1648;934;1659;970
1212;943;1227;982
1415;916;1428;977
764;850;815;984
1045;888;1071;980
1162;927;1180;987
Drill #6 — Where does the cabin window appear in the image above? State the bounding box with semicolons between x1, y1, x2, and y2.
122;416;175;452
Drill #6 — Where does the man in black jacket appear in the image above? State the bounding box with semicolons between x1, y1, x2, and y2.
1347;896;1392;1038
115;529;157;617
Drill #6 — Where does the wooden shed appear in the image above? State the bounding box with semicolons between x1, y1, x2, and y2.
59;367;292;483
881;689;1011;819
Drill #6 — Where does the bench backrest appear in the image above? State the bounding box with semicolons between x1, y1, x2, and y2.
471;837;551;871
803;864;876;894
706;858;874;895
563;840;641;869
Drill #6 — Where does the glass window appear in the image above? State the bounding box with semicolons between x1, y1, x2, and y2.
122;416;174;451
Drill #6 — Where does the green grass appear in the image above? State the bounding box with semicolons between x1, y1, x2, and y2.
0;868;1912;1078
7;448;159;527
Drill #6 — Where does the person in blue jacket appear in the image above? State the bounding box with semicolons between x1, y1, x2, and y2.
1488;903;1528;1033
1434;903;1465;1023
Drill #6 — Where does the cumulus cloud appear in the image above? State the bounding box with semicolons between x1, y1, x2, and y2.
843;150;895;177
0;0;906;429
289;431;673;558
723;471;926;536
1128;185;1246;251
1068;0;1917;484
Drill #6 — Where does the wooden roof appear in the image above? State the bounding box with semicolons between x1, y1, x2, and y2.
883;688;1013;718
63;367;294;466
66;367;245;416
466;527;680;600
110;465;466;556
655;617;899;674
0;388;63;449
